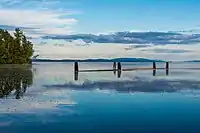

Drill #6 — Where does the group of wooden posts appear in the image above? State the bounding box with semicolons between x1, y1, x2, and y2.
74;62;170;80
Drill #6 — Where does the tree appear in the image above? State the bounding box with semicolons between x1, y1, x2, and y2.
0;28;33;64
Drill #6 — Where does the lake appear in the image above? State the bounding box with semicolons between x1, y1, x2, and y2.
1;62;200;133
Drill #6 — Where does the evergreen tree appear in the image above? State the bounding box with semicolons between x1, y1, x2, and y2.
0;28;33;64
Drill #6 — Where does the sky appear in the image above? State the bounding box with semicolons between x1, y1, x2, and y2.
74;0;200;33
1;0;200;61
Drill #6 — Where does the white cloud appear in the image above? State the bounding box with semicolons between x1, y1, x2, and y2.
0;0;63;8
32;38;200;61
0;9;77;26
1;0;24;6
0;0;79;37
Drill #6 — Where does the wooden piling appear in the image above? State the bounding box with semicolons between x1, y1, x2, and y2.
113;62;116;75
74;62;79;72
166;62;169;69
153;62;156;69
74;62;79;81
113;62;116;70
117;62;122;78
166;62;169;76
117;62;121;71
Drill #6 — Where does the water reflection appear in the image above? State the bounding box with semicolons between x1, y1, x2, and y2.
153;69;156;76
2;63;200;133
74;69;169;80
117;70;122;78
0;65;33;99
113;69;116;75
166;69;169;76
45;77;200;94
74;71;78;81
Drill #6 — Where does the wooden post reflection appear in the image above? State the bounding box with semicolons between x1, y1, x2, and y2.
166;69;169;76
117;69;122;78
153;69;156;76
74;71;78;81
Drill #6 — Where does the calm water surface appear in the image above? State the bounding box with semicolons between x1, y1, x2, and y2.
1;62;200;133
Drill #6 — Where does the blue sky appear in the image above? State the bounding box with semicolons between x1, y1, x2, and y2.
1;0;200;34
1;0;200;60
74;0;200;33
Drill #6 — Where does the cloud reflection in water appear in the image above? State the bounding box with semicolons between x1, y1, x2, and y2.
44;77;200;94
0;66;75;114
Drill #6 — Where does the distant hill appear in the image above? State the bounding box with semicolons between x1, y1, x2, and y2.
32;58;164;62
185;60;200;62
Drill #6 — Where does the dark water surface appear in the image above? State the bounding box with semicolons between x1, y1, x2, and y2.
1;62;200;133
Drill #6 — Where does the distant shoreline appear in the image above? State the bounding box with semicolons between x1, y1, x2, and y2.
31;58;200;63
31;58;164;63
